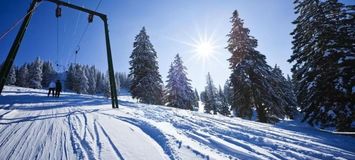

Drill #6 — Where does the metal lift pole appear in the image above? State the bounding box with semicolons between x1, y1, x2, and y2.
45;0;119;108
0;0;38;94
0;0;119;108
103;16;119;108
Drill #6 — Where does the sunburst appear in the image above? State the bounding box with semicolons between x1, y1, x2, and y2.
167;25;223;70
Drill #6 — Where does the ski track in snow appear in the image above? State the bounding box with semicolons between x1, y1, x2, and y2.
0;86;354;160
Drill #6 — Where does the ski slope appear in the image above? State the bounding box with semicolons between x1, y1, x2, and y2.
0;86;354;160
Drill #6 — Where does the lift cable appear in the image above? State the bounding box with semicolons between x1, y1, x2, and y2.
71;0;103;64
56;5;62;72
0;1;42;41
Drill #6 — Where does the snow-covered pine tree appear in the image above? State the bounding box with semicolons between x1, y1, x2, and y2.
6;67;16;85
86;66;96;94
200;91;206;104
218;86;230;116
28;57;43;89
71;64;80;93
194;88;200;101
41;61;56;88
95;72;105;94
65;64;75;91
289;0;354;131
16;64;29;87
272;65;298;119
165;54;195;110
118;72;131;89
72;64;88;94
129;27;164;105
227;10;286;123
114;72;120;94
103;71;111;98
223;80;233;107
204;73;218;114
193;88;200;111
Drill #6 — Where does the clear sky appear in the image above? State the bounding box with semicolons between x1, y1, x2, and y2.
1;0;352;92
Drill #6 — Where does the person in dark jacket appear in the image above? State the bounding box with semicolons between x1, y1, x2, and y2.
55;80;62;98
47;81;56;97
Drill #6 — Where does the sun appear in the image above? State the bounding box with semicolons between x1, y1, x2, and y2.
165;25;223;69
196;41;214;57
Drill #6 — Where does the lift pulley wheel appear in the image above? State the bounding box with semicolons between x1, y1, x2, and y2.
88;14;94;23
56;5;61;18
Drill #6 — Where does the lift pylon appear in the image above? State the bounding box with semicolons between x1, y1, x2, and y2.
0;0;119;108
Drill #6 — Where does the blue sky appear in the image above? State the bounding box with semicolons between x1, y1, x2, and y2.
1;0;352;91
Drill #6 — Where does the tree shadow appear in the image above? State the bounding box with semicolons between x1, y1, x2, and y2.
0;90;111;111
0;109;101;125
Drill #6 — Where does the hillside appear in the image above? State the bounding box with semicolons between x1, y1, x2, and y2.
0;86;354;160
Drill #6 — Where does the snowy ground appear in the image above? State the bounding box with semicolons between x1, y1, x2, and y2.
0;86;354;160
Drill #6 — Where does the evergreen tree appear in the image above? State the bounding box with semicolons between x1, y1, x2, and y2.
194;88;200;101
200;91;207;104
114;72;120;94
41;61;56;87
96;72;105;94
16;64;29;87
28;57;43;89
6;67;16;85
218;86;230;116
223;80;233;106
227;10;286;123
72;64;88;94
65;64;75;91
118;72;131;89
289;0;355;131
272;65;298;119
165;54;195;110
87;66;97;95
129;27;164;104
193;88;200;111
204;73;218;114
103;71;111;98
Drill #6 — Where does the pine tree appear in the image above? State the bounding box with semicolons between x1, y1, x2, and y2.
194;88;200;101
41;61;56;87
114;72;120;94
28;57;43;89
103;71;111;98
218;86;230;116
65;64;75;91
204;73;218;114
289;0;354;131
223;80;233;107
165;54;195;110
227;10;286;123
6;67;16;85
86;66;96;94
72;64;88;94
129;27;164;105
200;91;206;104
193;88;200;111
96;72;105;94
272;65;298;119
118;72;131;89
16;64;29;87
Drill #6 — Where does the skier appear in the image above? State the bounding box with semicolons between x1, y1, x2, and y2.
47;81;56;97
55;80;62;98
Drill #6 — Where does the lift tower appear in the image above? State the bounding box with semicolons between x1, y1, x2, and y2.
0;0;119;108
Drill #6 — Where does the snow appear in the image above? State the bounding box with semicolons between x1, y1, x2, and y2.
1;86;355;160
328;110;336;119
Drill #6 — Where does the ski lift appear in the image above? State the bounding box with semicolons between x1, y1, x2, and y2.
56;5;62;18
75;45;80;54
88;14;94;23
